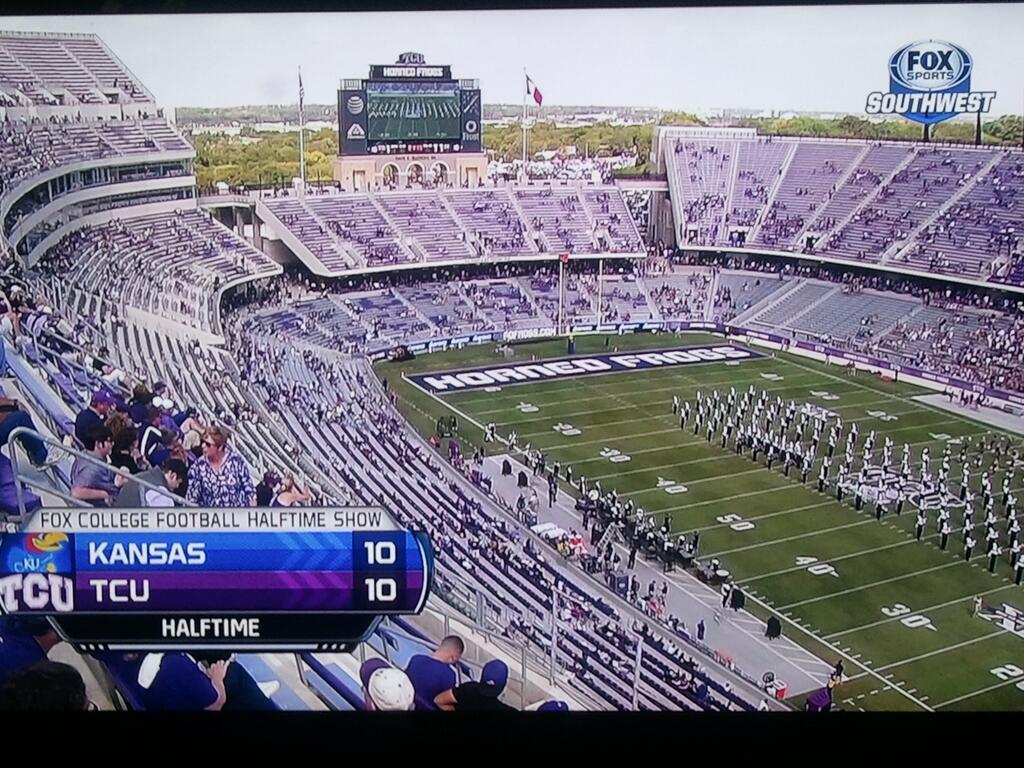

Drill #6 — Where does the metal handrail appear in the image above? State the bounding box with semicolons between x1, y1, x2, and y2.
5;425;197;520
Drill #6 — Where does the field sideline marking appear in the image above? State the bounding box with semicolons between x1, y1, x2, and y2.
778;352;1023;439
739;590;933;711
822;585;1017;639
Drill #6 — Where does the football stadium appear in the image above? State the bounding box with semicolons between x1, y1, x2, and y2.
0;6;1023;715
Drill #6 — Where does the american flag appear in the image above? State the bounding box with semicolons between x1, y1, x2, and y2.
298;68;304;112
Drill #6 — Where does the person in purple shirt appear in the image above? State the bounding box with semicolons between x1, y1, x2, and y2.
403;635;464;710
98;652;228;711
0;616;62;687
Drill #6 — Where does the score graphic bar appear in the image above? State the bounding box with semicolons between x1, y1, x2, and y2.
0;529;433;650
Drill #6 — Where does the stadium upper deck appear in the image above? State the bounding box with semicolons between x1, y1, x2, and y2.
654;127;1024;290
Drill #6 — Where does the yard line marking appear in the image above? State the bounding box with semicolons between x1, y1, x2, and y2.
620;466;771;497
646;483;798;514
705;518;876;559
846;629;1008;681
778;558;984;610
779;353;1021;438
933;676;1024;709
739;535;940;584
823;584;1014;639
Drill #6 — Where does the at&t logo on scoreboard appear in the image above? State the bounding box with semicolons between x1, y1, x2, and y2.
865;40;996;125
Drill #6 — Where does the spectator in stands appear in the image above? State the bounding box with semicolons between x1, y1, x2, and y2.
255;470;279;507
0;616;62;687
139;406;164;465
186;425;255;507
404;635;464;710
74;390;116;445
70;426;125;507
0;661;91;711
127;384;154;425
0;392;51;467
109;425;140;474
100;652;229;711
435;659;515;711
271;474;311;507
113;457;187;508
360;658;415;711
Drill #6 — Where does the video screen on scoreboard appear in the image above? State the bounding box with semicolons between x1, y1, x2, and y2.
366;81;462;141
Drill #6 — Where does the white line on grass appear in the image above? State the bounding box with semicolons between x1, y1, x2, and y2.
823;585;1016;639
778;558;983;611
933;676;1024;709
704;518;877;559
844;629;1009;682
739;590;934;711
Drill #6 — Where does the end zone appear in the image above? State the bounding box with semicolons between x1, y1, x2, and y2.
406;343;765;394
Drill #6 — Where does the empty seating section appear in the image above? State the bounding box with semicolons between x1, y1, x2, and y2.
264;186;643;275
645;272;712;320
400;282;484;335
748;281;833;329
525;274;596;324
819;148;988;262
802;144;913;240
515;189;597;254
581;189;643;252
374;192;475;261
753;142;863;248
670;139;734;245
599;276;654;321
783;291;918;341
36;209;279;331
728;140;791;229
349;292;430;347
462;279;547;328
0;119;190;200
444;189;533;255
712;273;793;322
302;195;412;268
900;153;1023;279
263;198;354;272
0;33;149;105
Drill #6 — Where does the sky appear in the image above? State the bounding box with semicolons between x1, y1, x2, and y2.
1;5;1023;116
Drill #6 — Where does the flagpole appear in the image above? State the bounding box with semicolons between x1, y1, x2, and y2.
299;66;306;189
522;67;528;179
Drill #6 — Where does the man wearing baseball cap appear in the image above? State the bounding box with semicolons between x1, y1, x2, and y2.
75;390;116;445
434;659;515;711
359;659;414;711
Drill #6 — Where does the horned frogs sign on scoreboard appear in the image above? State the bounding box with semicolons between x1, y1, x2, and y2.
865;40;996;125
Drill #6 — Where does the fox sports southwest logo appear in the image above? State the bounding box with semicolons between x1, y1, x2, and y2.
865;41;996;126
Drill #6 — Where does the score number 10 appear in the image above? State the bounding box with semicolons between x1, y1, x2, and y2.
364;540;398;603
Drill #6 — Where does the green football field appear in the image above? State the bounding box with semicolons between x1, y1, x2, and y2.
378;332;1024;711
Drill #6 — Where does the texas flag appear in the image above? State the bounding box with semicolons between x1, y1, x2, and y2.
526;74;543;106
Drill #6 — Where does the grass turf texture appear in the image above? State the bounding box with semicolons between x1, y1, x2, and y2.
377;331;1024;711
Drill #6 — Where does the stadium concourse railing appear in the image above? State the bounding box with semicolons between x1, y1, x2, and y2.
5;426;194;520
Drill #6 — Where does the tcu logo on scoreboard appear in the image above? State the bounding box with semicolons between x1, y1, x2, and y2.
397;52;426;65
865;40;996;125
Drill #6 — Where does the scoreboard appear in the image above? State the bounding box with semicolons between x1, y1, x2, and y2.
0;508;433;651
339;52;482;156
